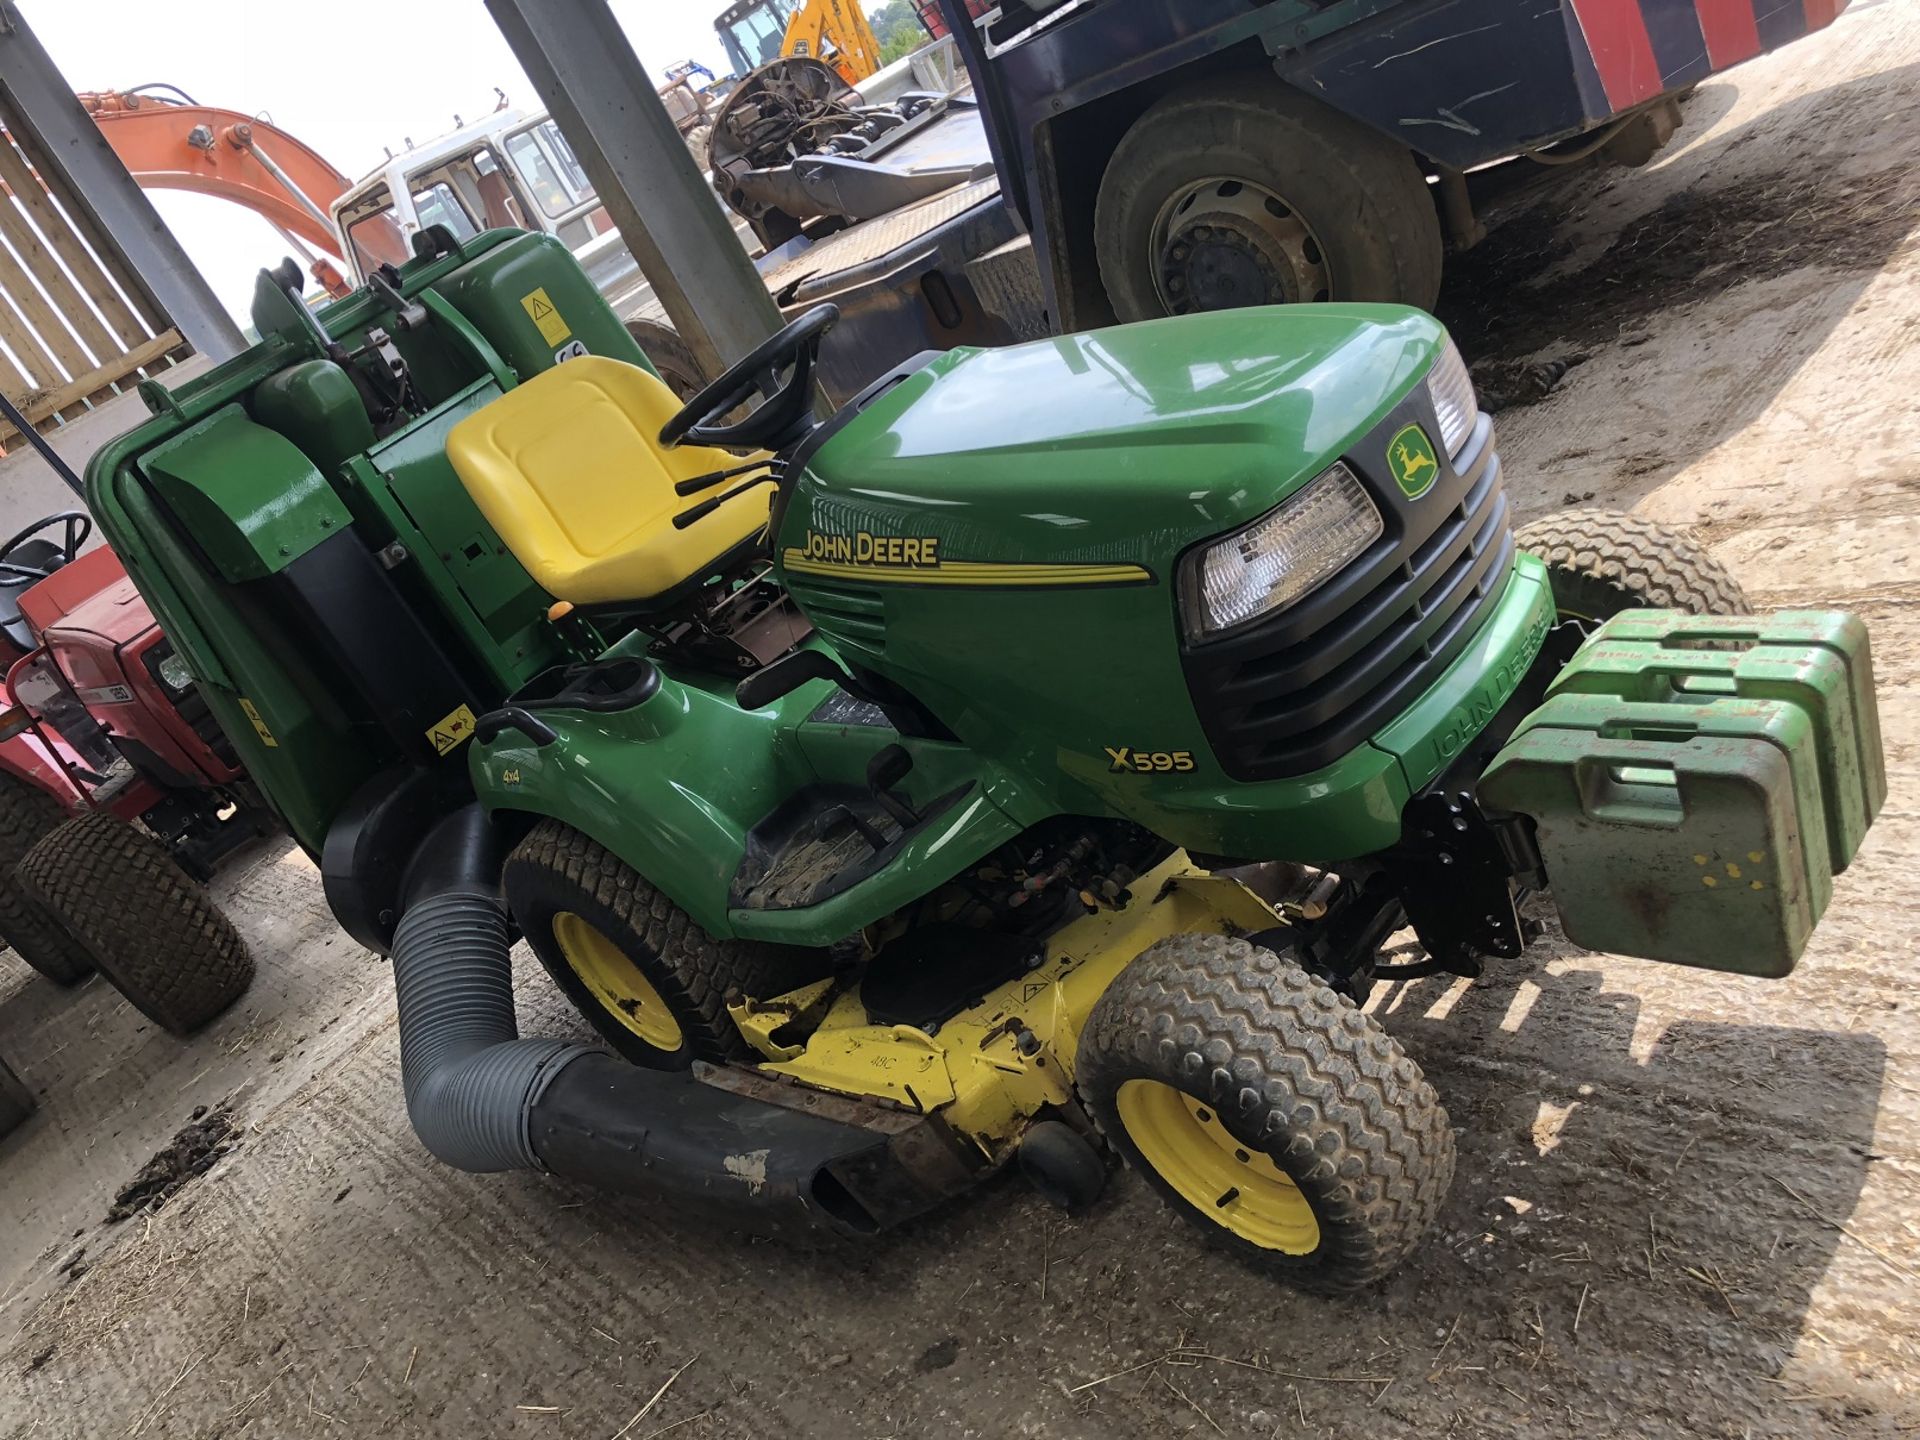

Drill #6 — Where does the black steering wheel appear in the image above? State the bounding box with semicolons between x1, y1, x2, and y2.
0;511;91;586
658;304;839;453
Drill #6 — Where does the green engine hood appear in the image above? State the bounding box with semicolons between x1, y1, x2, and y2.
784;303;1446;567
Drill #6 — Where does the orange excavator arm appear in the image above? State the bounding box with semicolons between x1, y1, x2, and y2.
76;89;354;294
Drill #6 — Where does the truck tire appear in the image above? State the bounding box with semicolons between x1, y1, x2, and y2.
1093;76;1443;321
1516;509;1748;621
0;775;90;985
504;819;822;1069
1077;933;1454;1292
17;811;252;1034
626;318;709;402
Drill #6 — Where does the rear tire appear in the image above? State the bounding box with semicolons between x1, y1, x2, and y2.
1516;509;1748;621
0;775;90;985
17;811;252;1034
504;819;822;1068
1077;933;1453;1292
1094;76;1443;321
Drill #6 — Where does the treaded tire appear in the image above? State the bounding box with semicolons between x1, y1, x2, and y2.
17;810;252;1033
1516;509;1748;621
625;318;757;435
625;317;708;402
1077;934;1454;1292
0;776;91;985
504;818;823;1068
1093;76;1443;320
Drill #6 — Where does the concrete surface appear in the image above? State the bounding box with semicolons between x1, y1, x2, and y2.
2;6;1918;1436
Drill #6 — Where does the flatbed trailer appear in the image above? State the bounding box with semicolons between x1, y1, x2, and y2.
630;0;1856;403
615;101;1040;404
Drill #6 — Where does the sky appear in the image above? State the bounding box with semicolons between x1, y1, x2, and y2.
24;0;737;323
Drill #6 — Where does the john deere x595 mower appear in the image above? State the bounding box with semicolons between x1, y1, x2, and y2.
85;228;1883;1291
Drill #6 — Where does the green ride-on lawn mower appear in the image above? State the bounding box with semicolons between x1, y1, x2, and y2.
86;226;1884;1291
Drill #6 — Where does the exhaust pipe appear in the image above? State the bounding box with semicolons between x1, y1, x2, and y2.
387;807;971;1230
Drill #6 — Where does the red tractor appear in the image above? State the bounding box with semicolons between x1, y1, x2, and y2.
0;510;256;1034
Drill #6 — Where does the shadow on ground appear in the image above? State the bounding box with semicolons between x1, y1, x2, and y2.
502;945;1889;1438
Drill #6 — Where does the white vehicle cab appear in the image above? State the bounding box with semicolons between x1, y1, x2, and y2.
327;107;753;394
330;109;625;285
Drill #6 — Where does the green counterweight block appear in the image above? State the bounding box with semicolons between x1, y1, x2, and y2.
1544;610;1884;871
1480;694;1830;977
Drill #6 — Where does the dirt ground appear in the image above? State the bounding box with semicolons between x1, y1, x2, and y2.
5;7;1920;1437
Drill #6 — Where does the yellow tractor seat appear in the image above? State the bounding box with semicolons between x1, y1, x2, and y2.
445;355;773;607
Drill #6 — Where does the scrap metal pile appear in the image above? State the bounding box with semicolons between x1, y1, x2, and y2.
709;56;969;247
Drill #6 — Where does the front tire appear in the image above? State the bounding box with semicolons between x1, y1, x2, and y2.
1093;77;1443;321
1517;509;1748;622
1077;934;1453;1292
503;819;820;1068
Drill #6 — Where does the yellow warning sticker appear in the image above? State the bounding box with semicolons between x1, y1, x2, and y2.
520;287;572;345
427;703;478;757
238;697;278;748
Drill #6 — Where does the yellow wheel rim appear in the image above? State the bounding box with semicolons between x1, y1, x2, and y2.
551;911;684;1052
1115;1079;1321;1254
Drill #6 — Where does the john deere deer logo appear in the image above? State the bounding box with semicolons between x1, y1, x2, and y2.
1387;424;1440;499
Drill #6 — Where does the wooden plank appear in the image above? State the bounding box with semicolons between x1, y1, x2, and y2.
0;194;118;364
0;279;60;389
0;237;89;379
17;136;169;334
0;134;148;348
0;305;31;396
0;327;180;445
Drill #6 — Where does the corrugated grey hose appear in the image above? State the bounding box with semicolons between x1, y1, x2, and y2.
390;884;591;1172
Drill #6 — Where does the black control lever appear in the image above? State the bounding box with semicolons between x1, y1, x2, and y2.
866;743;918;829
265;257;347;361
672;473;778;530
674;459;774;497
473;706;558;747
736;650;870;712
369;265;428;330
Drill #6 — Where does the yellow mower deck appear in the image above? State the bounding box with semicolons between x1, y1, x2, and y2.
729;853;1283;1165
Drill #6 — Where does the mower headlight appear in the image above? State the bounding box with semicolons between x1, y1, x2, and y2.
1425;336;1476;458
1182;463;1383;637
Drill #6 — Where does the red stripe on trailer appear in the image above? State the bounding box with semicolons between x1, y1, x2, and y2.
1802;0;1842;26
1567;0;1663;110
1692;0;1761;66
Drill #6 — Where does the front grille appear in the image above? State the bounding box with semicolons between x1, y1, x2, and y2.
1182;399;1514;781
